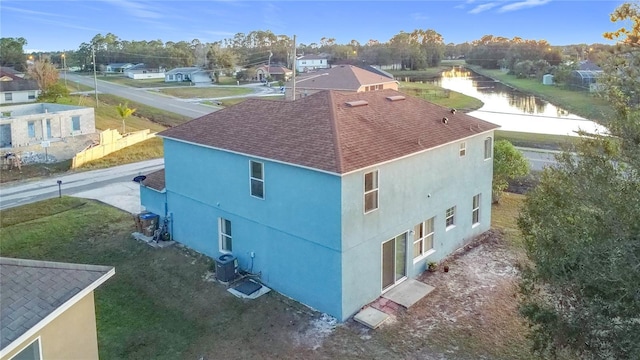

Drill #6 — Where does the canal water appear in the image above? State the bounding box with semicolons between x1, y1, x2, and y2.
426;67;607;136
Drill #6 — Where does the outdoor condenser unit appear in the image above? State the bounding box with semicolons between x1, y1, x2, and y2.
215;254;238;282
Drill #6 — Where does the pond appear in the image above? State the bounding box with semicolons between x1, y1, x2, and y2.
423;67;607;137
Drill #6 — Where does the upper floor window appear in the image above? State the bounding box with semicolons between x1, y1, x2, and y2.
445;206;456;229
71;116;80;131
364;170;379;213
472;194;481;225
10;337;41;360
250;160;264;199
459;142;466;157
484;137;492;160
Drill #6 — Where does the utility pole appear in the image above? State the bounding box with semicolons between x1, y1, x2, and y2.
267;51;273;81
92;46;99;107
62;52;67;87
292;35;296;100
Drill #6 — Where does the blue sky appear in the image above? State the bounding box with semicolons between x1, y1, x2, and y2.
0;0;629;52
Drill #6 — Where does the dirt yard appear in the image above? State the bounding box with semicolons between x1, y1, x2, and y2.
221;222;535;360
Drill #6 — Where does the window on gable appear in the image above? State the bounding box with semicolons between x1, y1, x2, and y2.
71;116;80;131
472;194;481;225
219;218;232;253
484;137;492;160
459;142;466;157
5;93;13;101
413;217;434;259
250;160;264;199
445;206;456;229
10;337;41;360
364;170;379;213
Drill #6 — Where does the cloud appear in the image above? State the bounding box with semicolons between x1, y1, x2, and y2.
0;5;73;19
498;0;552;13
102;0;163;19
468;2;500;14
411;12;429;21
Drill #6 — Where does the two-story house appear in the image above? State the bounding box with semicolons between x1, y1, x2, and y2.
296;54;330;73
138;89;499;321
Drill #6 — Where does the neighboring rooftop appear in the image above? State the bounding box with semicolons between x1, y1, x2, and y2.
0;257;115;351
291;65;398;91
159;89;499;174
142;169;166;191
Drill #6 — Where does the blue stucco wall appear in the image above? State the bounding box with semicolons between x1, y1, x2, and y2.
162;139;344;319
340;132;495;319
139;186;166;218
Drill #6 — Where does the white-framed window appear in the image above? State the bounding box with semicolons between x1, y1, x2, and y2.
364;170;379;213
71;116;80;131
219;218;232;253
472;194;481;225
28;91;36;99
445;206;456;229
27;121;35;138
250;160;264;199
5;93;13;101
413;217;435;260
459;142;466;157
9;337;42;360
484;137;492;160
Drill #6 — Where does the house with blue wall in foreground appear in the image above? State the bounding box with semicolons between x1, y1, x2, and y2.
139;89;499;321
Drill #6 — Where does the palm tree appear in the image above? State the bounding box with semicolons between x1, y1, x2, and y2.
116;102;136;134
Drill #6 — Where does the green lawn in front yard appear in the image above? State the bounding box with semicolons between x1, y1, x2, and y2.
0;194;536;359
97;75;192;88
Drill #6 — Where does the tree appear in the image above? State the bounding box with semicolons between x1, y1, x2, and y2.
27;60;59;91
38;83;70;103
492;139;530;202
517;2;640;358
116;102;136;134
0;37;27;71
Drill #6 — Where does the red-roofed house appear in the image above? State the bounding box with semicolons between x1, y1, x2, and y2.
255;65;293;82
138;89;499;321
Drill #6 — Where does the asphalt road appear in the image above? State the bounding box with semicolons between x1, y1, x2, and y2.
66;73;218;119
0;158;164;211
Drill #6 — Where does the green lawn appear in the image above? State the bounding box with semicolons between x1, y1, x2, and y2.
465;65;614;123
97;75;192;88
0;195;535;359
157;87;253;99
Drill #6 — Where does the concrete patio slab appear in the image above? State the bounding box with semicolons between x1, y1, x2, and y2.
354;307;389;329
382;279;435;308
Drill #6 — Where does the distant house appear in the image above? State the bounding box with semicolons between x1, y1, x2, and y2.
285;65;399;100
0;257;115;360
105;63;134;73
0;103;96;148
296;54;330;73
139;89;499;322
255;65;293;82
125;64;165;80
0;70;40;105
165;67;211;83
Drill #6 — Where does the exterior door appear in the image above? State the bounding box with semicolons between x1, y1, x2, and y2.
382;232;407;291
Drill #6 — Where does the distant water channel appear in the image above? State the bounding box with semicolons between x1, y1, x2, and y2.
422;67;607;136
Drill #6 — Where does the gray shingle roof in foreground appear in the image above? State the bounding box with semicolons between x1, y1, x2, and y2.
0;257;114;351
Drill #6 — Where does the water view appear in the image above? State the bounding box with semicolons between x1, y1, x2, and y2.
430;67;608;136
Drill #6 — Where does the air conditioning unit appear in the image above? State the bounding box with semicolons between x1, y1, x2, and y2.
215;254;238;282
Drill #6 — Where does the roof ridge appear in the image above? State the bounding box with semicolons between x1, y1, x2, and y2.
326;90;344;173
0;257;113;273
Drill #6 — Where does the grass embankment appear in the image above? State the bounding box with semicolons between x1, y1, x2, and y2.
465;65;614;123
157;87;252;99
0;194;534;359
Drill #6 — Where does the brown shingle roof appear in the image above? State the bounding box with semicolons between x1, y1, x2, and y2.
292;65;397;91
159;89;499;174
142;169;165;191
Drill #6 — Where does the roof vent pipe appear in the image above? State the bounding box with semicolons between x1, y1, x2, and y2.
442;117;448;124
